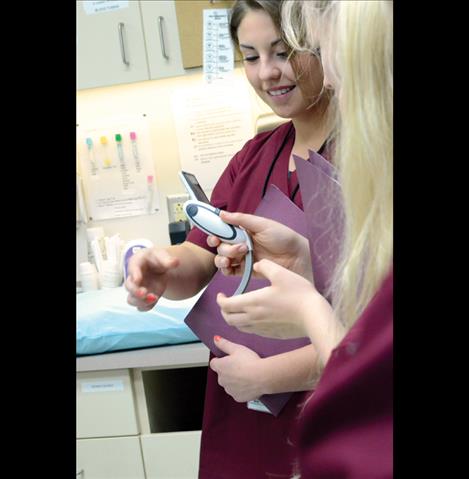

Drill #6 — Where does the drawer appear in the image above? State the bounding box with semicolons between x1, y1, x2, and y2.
77;369;139;438
141;431;201;478
77;436;145;479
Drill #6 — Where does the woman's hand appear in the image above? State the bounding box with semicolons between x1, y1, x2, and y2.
209;336;267;402
217;259;344;364
207;211;313;282
125;247;179;311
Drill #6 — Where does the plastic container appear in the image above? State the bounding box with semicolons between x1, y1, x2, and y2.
122;239;154;280
100;260;123;289
86;227;105;266
79;262;100;292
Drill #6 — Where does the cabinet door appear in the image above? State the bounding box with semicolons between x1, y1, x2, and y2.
77;369;139;439
140;0;185;80
141;431;202;478
174;0;241;69
77;436;145;479
77;1;149;90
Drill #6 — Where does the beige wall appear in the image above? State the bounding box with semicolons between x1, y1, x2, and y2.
76;67;284;275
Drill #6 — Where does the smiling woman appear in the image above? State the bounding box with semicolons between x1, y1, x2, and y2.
230;1;334;157
124;1;338;478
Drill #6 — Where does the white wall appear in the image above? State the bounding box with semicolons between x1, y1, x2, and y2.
76;66;285;276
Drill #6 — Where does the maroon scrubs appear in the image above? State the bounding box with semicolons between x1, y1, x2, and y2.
296;271;393;479
187;121;319;478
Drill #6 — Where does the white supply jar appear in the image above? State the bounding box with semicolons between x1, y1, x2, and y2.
79;262;100;292
100;260;122;289
86;227;105;265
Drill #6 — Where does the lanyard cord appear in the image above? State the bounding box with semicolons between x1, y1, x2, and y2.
261;123;295;199
290;183;300;201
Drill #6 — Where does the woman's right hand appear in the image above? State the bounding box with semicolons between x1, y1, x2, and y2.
125;247;180;311
207;211;314;283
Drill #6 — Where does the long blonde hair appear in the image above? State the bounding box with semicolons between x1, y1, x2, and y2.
282;1;393;328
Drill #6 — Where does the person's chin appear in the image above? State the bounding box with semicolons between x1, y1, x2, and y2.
273;110;292;119
268;103;294;119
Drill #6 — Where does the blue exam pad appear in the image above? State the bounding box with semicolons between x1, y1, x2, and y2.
77;287;202;356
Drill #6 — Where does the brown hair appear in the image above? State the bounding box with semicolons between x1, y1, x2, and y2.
230;0;334;132
229;0;284;48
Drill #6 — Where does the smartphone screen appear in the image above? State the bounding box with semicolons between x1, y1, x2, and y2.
180;171;210;204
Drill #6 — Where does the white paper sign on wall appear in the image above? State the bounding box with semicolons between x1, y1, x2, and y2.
203;8;234;84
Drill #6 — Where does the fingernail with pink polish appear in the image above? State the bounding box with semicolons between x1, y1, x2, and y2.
146;294;157;303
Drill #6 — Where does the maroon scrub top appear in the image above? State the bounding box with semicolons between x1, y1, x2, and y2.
296;270;393;479
187;121;317;478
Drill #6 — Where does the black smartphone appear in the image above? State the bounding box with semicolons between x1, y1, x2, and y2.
179;171;210;204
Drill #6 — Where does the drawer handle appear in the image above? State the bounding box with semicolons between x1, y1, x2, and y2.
76;469;84;477
158;16;169;60
118;22;130;66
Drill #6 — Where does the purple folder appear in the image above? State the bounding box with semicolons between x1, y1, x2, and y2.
295;152;344;296
184;158;344;416
306;149;339;181
184;185;312;416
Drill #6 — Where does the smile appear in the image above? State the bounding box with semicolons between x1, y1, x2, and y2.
267;86;296;96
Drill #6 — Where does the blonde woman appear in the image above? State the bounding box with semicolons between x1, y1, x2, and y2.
212;1;393;477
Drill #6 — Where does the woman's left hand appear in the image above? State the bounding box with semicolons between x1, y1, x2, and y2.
216;259;344;365
217;258;318;339
209;337;266;402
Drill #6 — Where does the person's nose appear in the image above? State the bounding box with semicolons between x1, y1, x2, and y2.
258;58;282;82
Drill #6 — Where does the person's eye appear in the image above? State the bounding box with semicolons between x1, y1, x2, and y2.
276;52;289;59
243;56;259;63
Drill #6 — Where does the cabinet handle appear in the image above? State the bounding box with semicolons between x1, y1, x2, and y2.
118;22;130;66
76;469;84;477
158;16;169;60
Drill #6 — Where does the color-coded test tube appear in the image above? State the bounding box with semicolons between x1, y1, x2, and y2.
115;133;126;167
147;175;154;214
100;136;112;167
85;137;98;175
130;131;141;171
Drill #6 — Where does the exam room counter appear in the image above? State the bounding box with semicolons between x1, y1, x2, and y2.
76;288;210;479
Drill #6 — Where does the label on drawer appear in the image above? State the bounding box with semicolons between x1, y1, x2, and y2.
81;379;124;393
83;1;129;15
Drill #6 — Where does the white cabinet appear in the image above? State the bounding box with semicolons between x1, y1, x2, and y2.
76;369;139;438
76;360;207;478
141;431;201;479
77;436;146;479
140;0;185;80
77;0;149;89
77;1;185;90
